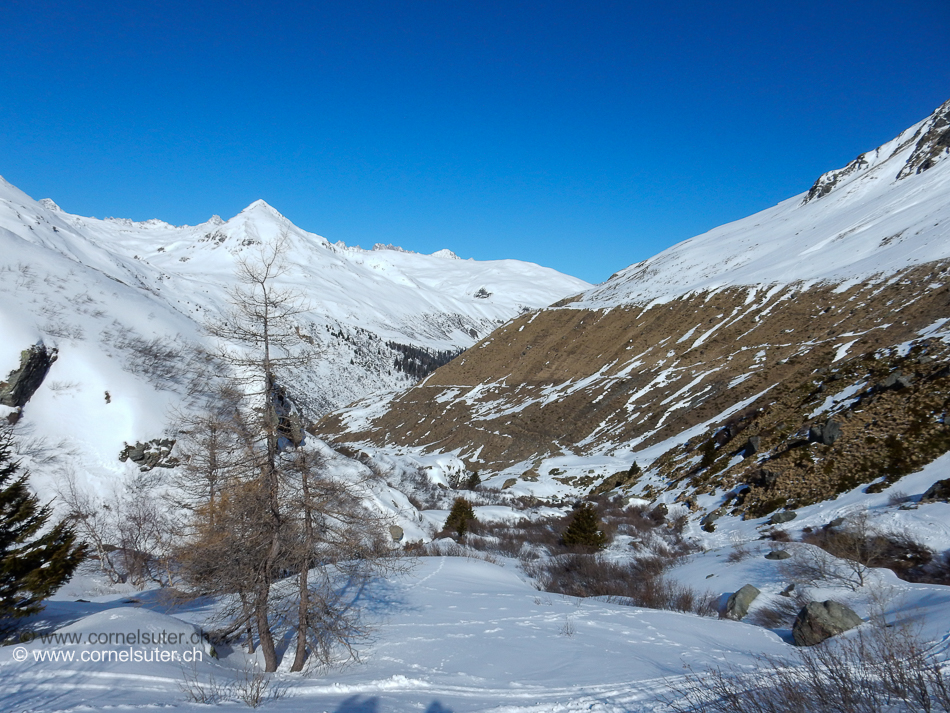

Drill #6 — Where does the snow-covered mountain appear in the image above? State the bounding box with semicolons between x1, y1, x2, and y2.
324;98;950;519
580;102;950;307
580;97;950;308
0;177;589;497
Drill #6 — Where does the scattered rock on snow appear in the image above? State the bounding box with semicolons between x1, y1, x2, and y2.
765;549;792;560
724;584;760;621
769;510;797;525
701;508;724;532
389;525;404;542
792;600;863;646
119;439;179;471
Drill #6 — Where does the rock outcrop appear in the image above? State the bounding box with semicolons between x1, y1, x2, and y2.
0;344;58;408
922;478;950;503
119;439;179;472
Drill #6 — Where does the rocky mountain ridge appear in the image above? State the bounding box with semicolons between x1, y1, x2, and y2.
0;178;588;497
321;98;950;519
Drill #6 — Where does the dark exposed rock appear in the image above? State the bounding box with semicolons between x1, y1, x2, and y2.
120;439;179;472
896;99;950;179
793;600;863;646
726;485;751;507
922;478;950;503
700;508;723;532
808;419;842;446
0;344;58;408
881;371;913;390
724;584;760;620
802;154;869;204
649;503;668;523
751;468;779;490
743;435;761;458
713;427;733;447
389;525;404;542
765;549;792;560
769;510;797;525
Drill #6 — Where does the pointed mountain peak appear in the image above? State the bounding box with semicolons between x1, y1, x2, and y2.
431;249;460;259
38;198;62;212
240;199;285;219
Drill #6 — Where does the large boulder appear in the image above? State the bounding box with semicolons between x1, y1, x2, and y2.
881;371;913;390
769;510;797;525
743;436;762;458
792;600;863;646
0;345;58;408
808;419;842;446
724;584;760;620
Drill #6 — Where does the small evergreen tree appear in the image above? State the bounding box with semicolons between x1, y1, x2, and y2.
444;497;476;537
0;431;86;636
561;503;608;549
463;471;481;491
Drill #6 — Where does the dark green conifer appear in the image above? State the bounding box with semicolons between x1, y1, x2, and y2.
0;431;86;636
444;497;476;537
561;503;607;549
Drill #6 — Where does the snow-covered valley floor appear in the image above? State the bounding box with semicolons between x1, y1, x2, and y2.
0;554;787;713
5;545;950;713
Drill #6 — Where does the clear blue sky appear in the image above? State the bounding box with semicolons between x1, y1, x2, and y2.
2;1;948;284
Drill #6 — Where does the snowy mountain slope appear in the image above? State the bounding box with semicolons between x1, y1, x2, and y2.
323;98;950;515
0;175;588;501
575;98;950;309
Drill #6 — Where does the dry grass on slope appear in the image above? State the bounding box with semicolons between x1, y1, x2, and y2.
321;261;950;511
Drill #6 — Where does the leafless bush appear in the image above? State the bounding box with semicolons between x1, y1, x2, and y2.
769;528;791;542
888;490;910;507
42;320;85;340
746;587;811;629
523;553;716;616
179;664;230;704
663;619;950;713
45;380;79;393
726;533;753;564
795;511;934;588
178;662;286;708
56;468;177;587
236;664;286;708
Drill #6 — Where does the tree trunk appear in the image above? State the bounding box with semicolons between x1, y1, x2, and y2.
291;565;309;671
291;454;315;672
255;596;278;672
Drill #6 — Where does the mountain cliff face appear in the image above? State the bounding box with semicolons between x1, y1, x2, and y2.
322;98;950;516
0;179;588;495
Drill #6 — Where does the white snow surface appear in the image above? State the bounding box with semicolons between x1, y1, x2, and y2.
2;556;793;713
0;175;588;503
575;100;950;309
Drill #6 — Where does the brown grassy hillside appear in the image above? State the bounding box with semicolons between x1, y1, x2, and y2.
321;260;950;513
